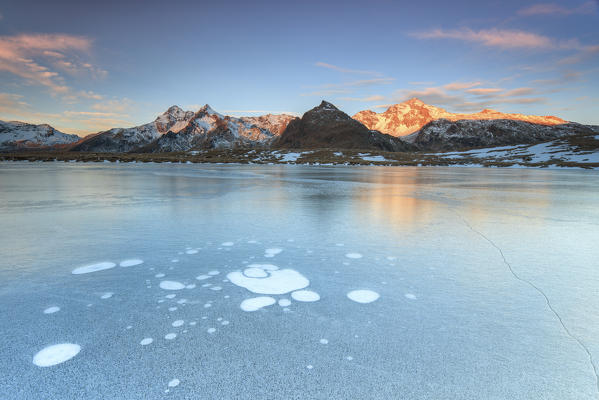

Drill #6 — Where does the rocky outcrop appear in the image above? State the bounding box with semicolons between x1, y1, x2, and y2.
274;101;413;151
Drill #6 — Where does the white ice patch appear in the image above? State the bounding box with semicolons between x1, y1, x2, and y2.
32;343;81;367
43;306;60;314
196;274;211;281
165;294;176;299
319;339;328;345
172;320;184;327
160;281;185;290
101;292;113;299
185;284;196;289
291;290;320;302
72;262;116;275
119;259;143;267
347;290;379;304
208;270;220;276
164;333;177;340
221;242;234;246
240;296;276;312
243;267;268;278
186;249;198;254
278;299;291;307
264;248;283;258
210;286;222;291
155;273;165;278
168;379;180;388
405;293;417;300
228;267;309;295
345;253;363;259
140;338;153;346
207;328;216;334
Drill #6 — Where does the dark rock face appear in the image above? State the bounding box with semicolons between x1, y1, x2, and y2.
409;119;598;151
274;101;412;152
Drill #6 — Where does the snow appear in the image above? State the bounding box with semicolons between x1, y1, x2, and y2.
159;281;186;290
119;259;143;267
72;262;116;275
240;296;276;312
291;290;320;302
32;344;81;367
347;290;380;304
227;266;309;295
358;154;388;162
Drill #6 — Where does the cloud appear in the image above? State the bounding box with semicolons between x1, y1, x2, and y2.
0;93;29;114
91;98;133;113
518;2;597;16
338;95;386;102
0;33;105;100
411;28;580;50
315;62;382;76
443;81;481;90
466;88;503;95
558;44;599;64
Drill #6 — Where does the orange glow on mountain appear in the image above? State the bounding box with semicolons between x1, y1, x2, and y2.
353;98;566;137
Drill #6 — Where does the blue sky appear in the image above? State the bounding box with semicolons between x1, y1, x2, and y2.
0;0;597;135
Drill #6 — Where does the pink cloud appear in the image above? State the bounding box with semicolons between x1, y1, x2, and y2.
518;2;597;16
444;81;481;90
412;28;580;50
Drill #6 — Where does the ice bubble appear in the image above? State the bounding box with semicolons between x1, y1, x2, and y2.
347;290;379;304
240;296;276;312
228;267;309;295
168;379;180;388
405;293;417;300
72;262;116;275
336;243;344;247
186;284;196;289
168;307;178;312
386;256;397;261
101;292;113;299
186;249;198;255
248;240;258;244
172;320;184;327
345;253;362;259
221;320;229;325
43;306;60;314
306;365;313;370
176;299;187;304
119;259;143;267
264;248;283;258
32;344;81;367
202;283;212;288
164;333;177;340
207;328;216;334
165;294;176;299
208;270;220;276
278;299;291;307
291;290;320;302
196;275;211;281
210;286;222;291
159;281;185;290
171;259;179;263
221;242;234;246
140;338;153;346
155;273;165;278
346;356;353;361
204;303;212;308
243;267;268;278
319;339;328;345
189;321;197;326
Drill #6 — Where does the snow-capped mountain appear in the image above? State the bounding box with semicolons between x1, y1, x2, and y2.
72;106;196;152
146;105;296;152
274;101;413;151
406;118;597;151
0;120;80;151
353;98;567;137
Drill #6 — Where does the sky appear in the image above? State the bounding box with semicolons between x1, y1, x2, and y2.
0;0;598;135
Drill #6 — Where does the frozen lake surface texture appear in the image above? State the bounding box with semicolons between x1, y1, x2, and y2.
1;162;598;399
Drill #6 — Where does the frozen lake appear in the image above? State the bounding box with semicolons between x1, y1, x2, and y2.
1;162;598;399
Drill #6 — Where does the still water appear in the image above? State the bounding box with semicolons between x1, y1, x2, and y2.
1;162;598;399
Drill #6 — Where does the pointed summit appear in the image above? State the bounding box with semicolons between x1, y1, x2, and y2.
317;100;338;111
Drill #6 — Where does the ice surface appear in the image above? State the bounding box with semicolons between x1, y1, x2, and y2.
347;290;380;304
264;248;283;257
140;338;153;346
291;290;320;302
320;339;329;344
119;259;143;267
345;253;363;259
278;299;291;307
100;292;113;299
207;328;216;334
164;333;177;340
159;281;185;290
240;296;276;311
32;344;81;367
208;270;220;276
172;320;184;327
72;262;116;275
196;274;211;280
221;242;234;246
405;293;417;300
185;249;198;254
155;273;165;278
168;379;180;388
43;306;60;314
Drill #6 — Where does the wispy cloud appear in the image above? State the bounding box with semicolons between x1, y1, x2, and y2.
466;88;503;95
518;1;597;16
558;44;599;64
338;95;386;102
411;28;581;50
315;62;382;76
0;33;105;100
443;81;481;90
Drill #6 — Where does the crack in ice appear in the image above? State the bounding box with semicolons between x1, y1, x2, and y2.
456;211;599;397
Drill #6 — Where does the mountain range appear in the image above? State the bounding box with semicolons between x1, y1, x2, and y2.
1;99;596;153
